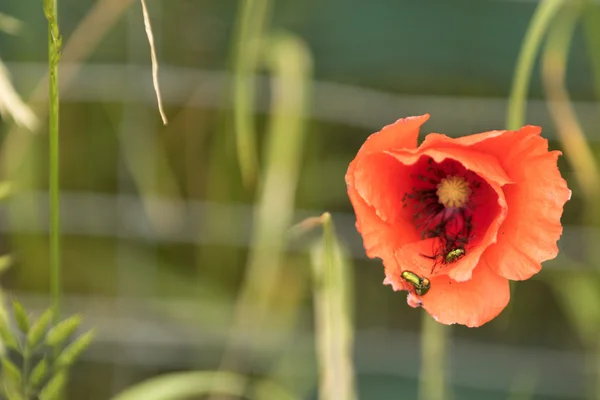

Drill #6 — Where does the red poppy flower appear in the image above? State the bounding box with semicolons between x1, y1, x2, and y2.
345;114;571;327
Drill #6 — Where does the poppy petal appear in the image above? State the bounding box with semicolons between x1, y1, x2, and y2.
348;151;420;279
406;264;510;327
347;176;404;263
421;125;542;152
354;114;430;157
385;147;512;187
348;183;410;289
345;114;432;263
482;137;571;280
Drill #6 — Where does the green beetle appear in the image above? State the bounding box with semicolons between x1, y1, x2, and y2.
401;270;431;296
444;248;465;263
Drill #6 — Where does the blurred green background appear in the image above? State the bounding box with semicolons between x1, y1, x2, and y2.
0;0;598;399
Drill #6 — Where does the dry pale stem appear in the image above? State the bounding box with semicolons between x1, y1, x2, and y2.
140;0;167;125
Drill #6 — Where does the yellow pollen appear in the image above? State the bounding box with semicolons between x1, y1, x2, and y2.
436;175;471;208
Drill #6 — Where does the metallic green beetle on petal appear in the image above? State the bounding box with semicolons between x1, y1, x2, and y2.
401;270;431;296
444;248;466;263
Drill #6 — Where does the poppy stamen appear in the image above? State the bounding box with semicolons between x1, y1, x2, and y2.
402;160;479;274
437;175;471;209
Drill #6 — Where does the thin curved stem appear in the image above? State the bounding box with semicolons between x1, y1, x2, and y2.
506;0;564;130
542;1;598;199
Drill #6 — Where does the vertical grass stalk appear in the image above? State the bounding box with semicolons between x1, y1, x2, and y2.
3;0;135;180
215;32;312;376
198;0;271;280
232;0;272;188
310;213;357;400
241;33;312;317
418;314;449;400
43;0;62;329
506;0;563;130
583;1;600;101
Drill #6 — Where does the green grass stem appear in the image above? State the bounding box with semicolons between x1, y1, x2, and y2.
506;0;564;130
232;0;272;189
43;0;62;329
217;32;312;371
310;213;357;400
418;314;449;400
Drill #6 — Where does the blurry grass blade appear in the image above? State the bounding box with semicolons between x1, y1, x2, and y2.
288;215;328;240
232;0;273;188
251;380;297;400
0;182;13;201
584;1;600;100
508;364;538;400
111;371;297;400
310;213;357;400
506;0;564;130
0;320;18;351
55;330;95;368
547;272;600;345
110;371;247;400
0;255;13;275
266;339;316;400
220;31;312;366
198;0;267;273
544;263;600;400
4;390;25;400
28;358;48;389
39;371;66;400
139;0;167;124
45;314;81;348
0;13;22;35
1;358;22;389
12;300;29;334
541;1;598;199
581;1;600;212
0;60;38;131
541;1;600;266
26;308;53;350
243;32;312;313
418;314;449;400
116;109;184;234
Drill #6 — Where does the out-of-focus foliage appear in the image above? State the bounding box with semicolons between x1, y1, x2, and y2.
0;0;598;399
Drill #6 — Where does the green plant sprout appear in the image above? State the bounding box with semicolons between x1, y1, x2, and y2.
0;302;94;400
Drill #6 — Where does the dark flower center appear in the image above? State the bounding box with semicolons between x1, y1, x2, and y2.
402;157;484;272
